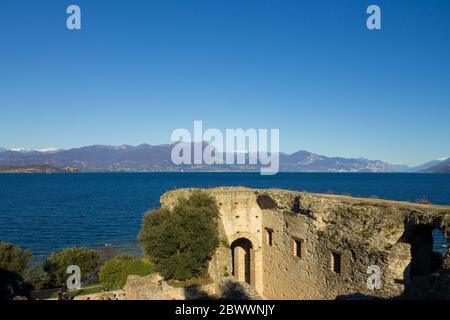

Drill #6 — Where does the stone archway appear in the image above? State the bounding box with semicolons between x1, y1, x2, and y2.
231;238;253;285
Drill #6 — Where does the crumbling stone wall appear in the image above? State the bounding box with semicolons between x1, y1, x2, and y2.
161;187;450;300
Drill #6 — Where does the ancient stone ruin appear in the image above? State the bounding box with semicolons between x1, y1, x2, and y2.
161;187;450;300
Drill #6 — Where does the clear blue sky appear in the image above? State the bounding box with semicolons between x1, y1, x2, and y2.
0;0;449;166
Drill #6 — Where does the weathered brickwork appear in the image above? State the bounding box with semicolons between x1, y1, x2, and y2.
161;187;450;300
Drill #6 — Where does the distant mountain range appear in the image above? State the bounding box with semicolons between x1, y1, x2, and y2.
422;158;450;173
0;144;447;173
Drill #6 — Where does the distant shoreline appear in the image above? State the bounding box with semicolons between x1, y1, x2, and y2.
0;169;447;174
0;165;78;173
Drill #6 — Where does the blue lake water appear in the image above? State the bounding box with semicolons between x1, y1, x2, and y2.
0;172;448;259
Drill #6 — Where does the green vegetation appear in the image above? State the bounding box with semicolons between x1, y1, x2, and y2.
43;247;100;288
0;242;33;299
139;191;220;281
167;274;212;288
99;255;154;290
65;284;104;298
220;239;230;249
1;242;153;299
0;191;219;298
22;265;48;291
66;286;102;298
48;284;104;299
0;242;32;275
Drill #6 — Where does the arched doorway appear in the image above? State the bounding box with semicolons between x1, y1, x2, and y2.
231;238;253;285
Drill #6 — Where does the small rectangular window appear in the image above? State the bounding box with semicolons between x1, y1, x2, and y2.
330;252;341;274
265;228;273;246
292;238;303;258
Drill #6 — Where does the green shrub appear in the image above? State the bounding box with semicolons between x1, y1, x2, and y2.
23;265;48;291
220;239;230;249
99;256;154;290
43;247;100;288
0;242;32;275
0;242;33;300
139;191;219;281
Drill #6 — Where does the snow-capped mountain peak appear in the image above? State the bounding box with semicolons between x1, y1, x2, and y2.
35;147;60;153
4;147;60;153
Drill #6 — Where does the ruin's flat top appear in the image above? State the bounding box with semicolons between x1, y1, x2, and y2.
162;186;450;212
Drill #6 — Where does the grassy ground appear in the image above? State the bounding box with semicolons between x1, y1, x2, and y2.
66;285;104;298
48;284;104;299
167;275;213;288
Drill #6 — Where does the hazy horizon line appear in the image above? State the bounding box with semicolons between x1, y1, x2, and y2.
1;142;448;168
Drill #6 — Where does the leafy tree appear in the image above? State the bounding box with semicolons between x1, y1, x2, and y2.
0;242;32;300
139;191;219;280
23;265;48;291
0;242;32;275
99;255;154;290
43;247;100;288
